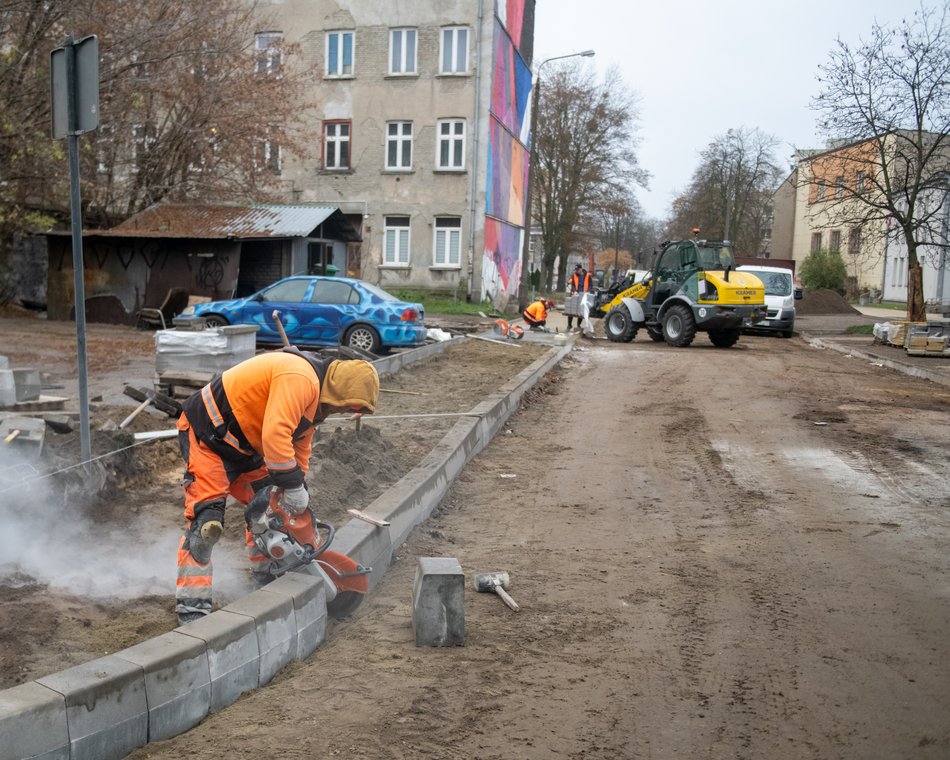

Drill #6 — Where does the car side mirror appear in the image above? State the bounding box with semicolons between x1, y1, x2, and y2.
252;293;264;302
794;286;803;300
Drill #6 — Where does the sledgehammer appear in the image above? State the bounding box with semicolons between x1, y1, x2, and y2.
473;571;520;612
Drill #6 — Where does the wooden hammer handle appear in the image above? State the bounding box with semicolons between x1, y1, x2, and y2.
494;585;520;612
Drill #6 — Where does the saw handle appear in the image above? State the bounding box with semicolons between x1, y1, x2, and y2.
493;583;520;612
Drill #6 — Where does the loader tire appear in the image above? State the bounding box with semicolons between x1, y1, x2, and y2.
662;304;696;347
708;328;741;347
646;325;664;342
604;306;637;343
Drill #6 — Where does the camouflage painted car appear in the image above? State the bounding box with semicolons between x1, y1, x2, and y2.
177;276;426;354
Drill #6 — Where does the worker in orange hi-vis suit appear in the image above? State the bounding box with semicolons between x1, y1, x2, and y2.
174;347;380;624
522;298;553;330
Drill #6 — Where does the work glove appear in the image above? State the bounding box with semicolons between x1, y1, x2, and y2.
281;484;309;515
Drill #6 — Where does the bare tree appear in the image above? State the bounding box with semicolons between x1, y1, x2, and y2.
0;0;318;246
667;127;782;255
533;63;648;292
811;2;950;320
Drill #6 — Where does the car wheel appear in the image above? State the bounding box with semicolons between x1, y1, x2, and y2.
661;304;696;347
604;306;638;343
781;328;794;339
708;328;741;347
343;324;381;354
203;314;230;328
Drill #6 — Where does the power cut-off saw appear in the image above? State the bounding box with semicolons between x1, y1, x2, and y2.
244;486;371;618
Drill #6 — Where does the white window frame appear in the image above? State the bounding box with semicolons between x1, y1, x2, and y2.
440;26;469;74
323;120;350;170
389;28;417;75
433;217;462;267
262;138;281;174
384;216;411;267
385;121;413;170
326;30;354;77
255;32;282;76
436;119;466;170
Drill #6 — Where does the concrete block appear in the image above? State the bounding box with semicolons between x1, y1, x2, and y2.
12;368;40;401
36;655;148;760
223;589;297;686
113;631;210;742
412;557;465;647
332;519;393;592
269;571;328;660
0;681;69;760
0;370;15;406
176;610;260;712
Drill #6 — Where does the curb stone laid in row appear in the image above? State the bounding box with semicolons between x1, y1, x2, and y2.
0;334;572;760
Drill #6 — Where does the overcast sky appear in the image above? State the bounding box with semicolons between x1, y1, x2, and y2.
533;0;936;220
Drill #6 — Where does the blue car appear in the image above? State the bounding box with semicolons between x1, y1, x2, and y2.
177;276;426;354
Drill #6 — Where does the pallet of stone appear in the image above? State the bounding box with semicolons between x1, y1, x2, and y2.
0;394;68;412
123;384;182;417
155;369;215;401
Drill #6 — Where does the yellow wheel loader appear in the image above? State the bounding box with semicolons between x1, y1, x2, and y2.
590;239;766;348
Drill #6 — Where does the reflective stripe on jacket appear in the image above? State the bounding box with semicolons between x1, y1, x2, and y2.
524;300;547;322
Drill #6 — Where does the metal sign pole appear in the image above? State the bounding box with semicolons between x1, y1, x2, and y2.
65;34;92;466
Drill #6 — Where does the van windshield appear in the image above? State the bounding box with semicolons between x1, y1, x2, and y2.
747;270;791;296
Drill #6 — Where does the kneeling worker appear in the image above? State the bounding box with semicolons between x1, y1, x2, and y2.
174;348;380;625
522;298;554;330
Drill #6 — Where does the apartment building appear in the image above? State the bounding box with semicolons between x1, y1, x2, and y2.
263;0;535;304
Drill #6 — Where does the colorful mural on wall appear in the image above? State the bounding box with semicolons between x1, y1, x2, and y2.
486;120;528;227
495;0;535;65
491;22;532;142
482;217;524;304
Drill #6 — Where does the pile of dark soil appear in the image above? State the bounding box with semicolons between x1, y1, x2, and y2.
797;288;860;315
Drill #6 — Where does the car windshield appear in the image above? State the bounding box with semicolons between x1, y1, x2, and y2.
358;281;400;301
747;270;792;296
697;244;735;270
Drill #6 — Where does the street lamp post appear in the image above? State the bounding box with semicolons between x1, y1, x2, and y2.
518;49;594;312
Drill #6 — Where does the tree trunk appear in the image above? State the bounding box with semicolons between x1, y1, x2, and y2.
907;253;926;322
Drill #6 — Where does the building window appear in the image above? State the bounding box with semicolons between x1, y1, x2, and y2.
326;31;354;77
255;32;282;76
816;180;826;201
848;227;862;256
324;120;350;169
440;26;469;74
389;28;417;75
829;229;841;253
384;216;410;266
386;121;413;170
260;138;281;174
436;119;466;170
433;217;462;267
835;175;845;199
856;171;866;194
810;232;822;252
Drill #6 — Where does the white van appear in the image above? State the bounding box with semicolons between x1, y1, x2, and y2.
736;265;801;338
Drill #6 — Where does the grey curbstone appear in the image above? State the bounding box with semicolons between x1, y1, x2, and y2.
331;519;393;591
36;655;148;760
0;681;69;760
176;610;260;712
223;589;297;686
412;557;465;647
113;632;211;742
372;336;465;378
264;572;328;660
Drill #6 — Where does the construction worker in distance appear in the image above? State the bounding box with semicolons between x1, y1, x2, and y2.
522;298;553;331
567;263;592;332
174;347;380;625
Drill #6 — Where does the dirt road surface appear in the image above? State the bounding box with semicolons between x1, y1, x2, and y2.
1;314;949;758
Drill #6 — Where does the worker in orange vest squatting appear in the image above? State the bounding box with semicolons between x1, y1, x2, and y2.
174;348;380;624
522;298;554;330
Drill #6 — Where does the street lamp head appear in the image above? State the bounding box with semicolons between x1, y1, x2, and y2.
580;50;595;57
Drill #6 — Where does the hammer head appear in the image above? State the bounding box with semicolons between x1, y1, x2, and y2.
473;571;510;592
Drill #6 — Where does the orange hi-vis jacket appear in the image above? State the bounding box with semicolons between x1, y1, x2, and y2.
570;270;591;293
181;351;328;490
524;299;547;322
